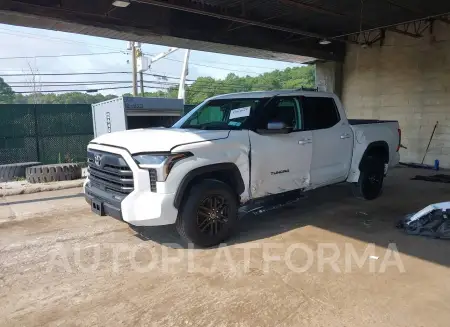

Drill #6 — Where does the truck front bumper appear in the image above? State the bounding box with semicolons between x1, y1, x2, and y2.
84;144;179;226
84;178;178;226
84;189;122;220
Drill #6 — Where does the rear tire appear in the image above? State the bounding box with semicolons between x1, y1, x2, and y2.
352;156;384;200
176;179;238;248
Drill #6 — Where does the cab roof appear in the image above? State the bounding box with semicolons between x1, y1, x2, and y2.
209;89;334;100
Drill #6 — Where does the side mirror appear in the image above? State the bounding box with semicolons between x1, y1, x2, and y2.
257;121;293;135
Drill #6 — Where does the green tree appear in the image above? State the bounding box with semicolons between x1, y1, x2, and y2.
0;77;14;104
13;92;117;104
185;65;315;104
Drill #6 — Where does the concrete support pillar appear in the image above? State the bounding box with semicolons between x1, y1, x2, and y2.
315;61;343;97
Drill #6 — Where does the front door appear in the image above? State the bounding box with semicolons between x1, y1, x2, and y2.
249;96;312;198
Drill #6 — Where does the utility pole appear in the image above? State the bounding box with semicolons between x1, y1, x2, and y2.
130;46;180;97
178;49;190;102
135;42;145;96
140;71;145;96
131;41;138;96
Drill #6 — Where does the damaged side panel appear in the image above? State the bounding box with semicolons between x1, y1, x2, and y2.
247;130;312;199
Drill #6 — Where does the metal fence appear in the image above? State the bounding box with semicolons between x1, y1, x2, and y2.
0;104;93;165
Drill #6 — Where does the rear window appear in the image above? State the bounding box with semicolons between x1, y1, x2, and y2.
302;97;340;130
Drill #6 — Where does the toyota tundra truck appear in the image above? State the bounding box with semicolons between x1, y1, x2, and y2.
84;89;400;247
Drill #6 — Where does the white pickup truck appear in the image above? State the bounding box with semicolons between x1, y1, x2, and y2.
85;89;400;247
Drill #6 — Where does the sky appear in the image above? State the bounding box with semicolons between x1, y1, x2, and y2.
0;24;305;96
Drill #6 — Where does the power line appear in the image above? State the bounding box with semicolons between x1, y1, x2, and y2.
0;26;298;74
6;73;281;93
11;81;183;88
8;80;180;85
142;72;194;81
197;59;299;71
0;27;130;52
7;80;133;85
2;71;193;81
12;83;248;94
156;57;261;75
14;83;278;96
6;79;252;90
11;83;130;88
148;53;299;71
11;81;271;93
1;60;288;79
2;71;131;77
7;74;277;90
14;84;188;94
141;51;286;74
140;53;298;74
14;85;134;94
183;81;250;89
0;52;125;60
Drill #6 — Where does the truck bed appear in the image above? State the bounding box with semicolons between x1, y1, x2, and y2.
347;119;400;183
348;119;397;125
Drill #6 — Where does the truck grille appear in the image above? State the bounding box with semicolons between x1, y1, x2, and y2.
87;150;134;195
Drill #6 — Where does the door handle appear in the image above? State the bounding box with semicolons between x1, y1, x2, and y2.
298;139;312;145
340;133;351;139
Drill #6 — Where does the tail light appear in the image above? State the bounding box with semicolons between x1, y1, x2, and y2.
397;128;401;152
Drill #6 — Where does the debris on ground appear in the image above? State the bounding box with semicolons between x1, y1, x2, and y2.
399;162;436;170
0;179;84;197
397;202;450;239
363;219;372;227
411;174;450;183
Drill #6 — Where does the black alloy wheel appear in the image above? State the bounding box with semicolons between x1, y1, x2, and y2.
196;195;229;236
362;171;383;195
352;156;385;200
176;179;238;248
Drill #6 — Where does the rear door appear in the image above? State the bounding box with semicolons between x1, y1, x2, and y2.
302;95;353;188
249;96;312;198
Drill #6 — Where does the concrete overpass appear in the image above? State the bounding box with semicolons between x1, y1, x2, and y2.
1;0;448;62
1;0;450;166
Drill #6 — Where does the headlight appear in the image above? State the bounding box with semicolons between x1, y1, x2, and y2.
133;154;168;165
132;152;193;180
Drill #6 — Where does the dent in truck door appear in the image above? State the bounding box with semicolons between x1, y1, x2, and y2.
249;96;312;198
302;96;353;188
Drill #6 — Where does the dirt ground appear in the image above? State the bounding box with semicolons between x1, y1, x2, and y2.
1;167;450;327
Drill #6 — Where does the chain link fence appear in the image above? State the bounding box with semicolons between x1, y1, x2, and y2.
0;104;93;165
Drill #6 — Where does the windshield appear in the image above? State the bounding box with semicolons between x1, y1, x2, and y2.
173;98;263;130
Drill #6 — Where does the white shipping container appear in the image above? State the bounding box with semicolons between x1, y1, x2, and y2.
91;96;183;138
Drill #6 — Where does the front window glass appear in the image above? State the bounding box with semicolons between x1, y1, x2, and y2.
175;98;263;130
256;97;302;130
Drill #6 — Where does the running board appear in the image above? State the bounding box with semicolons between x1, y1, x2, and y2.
239;190;305;217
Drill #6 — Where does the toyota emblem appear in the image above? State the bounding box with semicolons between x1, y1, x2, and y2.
94;154;102;167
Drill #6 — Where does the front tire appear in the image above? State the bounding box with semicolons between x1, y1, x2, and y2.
176;179;238;247
352;157;385;200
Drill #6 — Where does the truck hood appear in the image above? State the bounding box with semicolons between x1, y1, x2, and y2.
91;128;230;153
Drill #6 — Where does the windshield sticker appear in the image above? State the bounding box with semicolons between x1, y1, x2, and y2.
229;106;251;120
228;121;242;127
